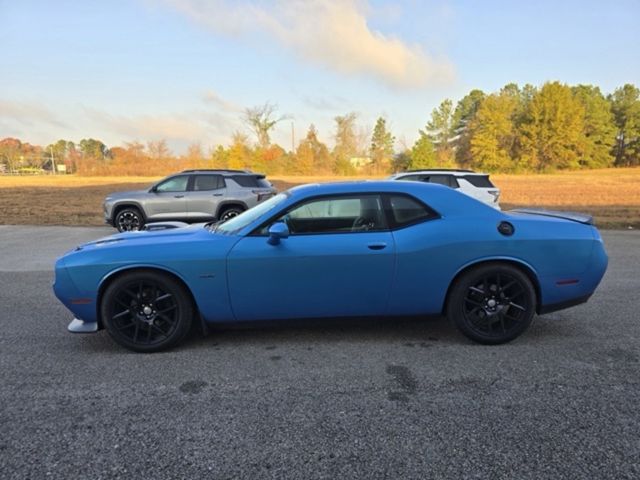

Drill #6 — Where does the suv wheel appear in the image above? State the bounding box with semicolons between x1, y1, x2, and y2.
115;207;144;232
219;206;244;222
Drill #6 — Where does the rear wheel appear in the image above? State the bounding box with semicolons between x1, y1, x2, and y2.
447;263;536;344
115;207;144;232
219;206;244;222
101;271;193;352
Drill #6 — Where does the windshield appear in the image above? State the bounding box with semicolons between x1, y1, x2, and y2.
214;193;288;234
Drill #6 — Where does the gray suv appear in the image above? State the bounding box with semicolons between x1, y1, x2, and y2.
104;169;277;232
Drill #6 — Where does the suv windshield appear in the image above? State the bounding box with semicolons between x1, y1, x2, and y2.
214;193;288;234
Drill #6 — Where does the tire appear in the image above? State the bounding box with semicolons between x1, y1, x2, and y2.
101;270;194;353
447;263;536;345
115;207;145;232
219;206;244;222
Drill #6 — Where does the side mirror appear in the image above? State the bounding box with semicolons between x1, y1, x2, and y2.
267;222;289;245
149;185;158;193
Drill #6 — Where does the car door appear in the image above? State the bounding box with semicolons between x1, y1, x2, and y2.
226;194;396;321
185;174;226;220
145;175;189;220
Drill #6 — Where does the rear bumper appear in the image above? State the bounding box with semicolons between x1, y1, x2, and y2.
537;231;607;315
538;294;591;315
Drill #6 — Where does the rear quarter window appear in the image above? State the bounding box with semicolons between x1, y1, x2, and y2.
231;175;271;188
462;175;495;188
387;195;439;227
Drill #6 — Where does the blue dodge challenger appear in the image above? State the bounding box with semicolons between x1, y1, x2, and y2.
54;181;608;352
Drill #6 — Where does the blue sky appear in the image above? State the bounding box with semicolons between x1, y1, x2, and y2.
1;0;638;153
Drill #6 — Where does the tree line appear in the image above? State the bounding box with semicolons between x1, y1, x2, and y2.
1;82;638;176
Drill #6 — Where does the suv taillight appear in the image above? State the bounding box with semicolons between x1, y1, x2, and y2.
254;190;274;202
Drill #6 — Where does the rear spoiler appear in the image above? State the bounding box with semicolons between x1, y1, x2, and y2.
510;208;594;225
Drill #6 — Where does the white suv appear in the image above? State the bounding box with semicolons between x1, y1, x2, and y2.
388;169;500;208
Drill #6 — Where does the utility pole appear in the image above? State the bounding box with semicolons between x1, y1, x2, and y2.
291;121;295;153
50;146;57;175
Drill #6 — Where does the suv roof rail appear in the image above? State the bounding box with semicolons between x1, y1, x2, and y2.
403;169;476;173
181;169;253;174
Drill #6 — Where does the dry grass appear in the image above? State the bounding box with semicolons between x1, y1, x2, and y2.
0;168;639;229
493;169;640;206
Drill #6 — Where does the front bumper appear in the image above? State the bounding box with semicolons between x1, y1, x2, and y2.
103;202;114;225
54;259;99;326
68;318;99;333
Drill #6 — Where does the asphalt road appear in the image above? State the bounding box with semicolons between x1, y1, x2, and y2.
0;226;639;479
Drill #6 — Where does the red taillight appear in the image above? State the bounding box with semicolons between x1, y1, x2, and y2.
254;190;274;202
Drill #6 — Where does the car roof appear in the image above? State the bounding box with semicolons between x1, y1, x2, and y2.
180;169;257;176
405;168;475;173
287;180;455;198
392;170;489;176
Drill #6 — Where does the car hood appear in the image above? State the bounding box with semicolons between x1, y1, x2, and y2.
74;224;212;251
104;189;150;200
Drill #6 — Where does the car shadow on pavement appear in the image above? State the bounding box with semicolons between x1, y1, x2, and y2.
182;315;463;351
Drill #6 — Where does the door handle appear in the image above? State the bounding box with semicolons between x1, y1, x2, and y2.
174;195;184;198
367;242;387;250
212;193;223;196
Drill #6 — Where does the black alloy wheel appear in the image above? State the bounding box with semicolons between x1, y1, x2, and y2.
101;271;193;352
115;207;144;232
220;207;243;222
447;263;536;344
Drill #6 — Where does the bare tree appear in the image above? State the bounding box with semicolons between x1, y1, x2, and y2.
147;139;171;160
243;103;288;148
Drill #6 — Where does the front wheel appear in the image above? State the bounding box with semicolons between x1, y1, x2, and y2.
101;271;194;352
447;263;536;344
115;207;144;232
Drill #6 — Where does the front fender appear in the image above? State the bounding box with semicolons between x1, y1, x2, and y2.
110;200;147;223
95;260;235;327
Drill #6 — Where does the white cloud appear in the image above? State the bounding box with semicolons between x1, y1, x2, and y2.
84;108;206;140
81;105;246;149
0;97;244;151
202;90;243;113
162;0;454;88
0;99;67;128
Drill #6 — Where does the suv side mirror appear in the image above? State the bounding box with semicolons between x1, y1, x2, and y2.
267;222;289;245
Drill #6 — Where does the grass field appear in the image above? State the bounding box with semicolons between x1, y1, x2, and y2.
0;168;638;229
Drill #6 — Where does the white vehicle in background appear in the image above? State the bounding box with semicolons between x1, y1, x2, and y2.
388;169;501;208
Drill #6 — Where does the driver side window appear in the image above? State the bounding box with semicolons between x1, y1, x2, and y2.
272;195;387;235
155;175;189;193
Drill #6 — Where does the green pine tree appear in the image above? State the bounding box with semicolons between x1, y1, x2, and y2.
369;117;395;174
